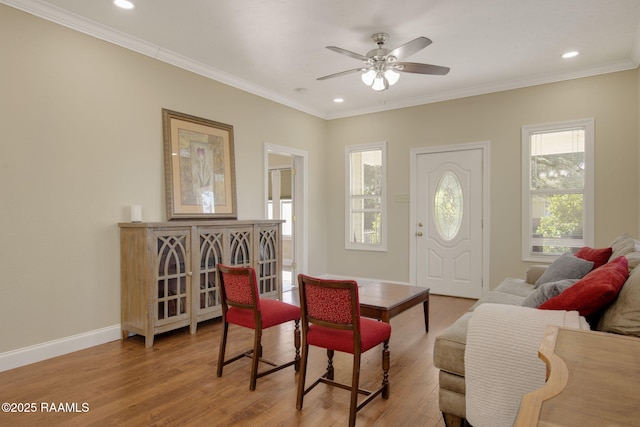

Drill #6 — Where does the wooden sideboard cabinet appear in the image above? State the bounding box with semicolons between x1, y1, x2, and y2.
119;220;283;347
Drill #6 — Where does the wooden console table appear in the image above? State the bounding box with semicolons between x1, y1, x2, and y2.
515;326;640;426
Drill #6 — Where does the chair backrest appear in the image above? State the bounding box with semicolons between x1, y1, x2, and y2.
217;264;261;312
297;274;361;332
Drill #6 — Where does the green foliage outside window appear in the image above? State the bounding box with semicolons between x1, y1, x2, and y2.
536;194;583;253
363;163;382;244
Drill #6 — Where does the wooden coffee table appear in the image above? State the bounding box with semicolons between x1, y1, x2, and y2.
356;280;430;332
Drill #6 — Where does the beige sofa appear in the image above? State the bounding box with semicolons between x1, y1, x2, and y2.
433;234;640;427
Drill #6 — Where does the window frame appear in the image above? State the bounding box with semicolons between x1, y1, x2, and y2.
521;118;594;262
345;141;387;251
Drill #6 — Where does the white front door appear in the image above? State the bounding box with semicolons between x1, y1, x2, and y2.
414;147;484;298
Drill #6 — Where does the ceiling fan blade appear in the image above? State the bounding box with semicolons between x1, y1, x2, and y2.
317;68;365;81
396;62;450;75
326;46;370;62
388;37;432;60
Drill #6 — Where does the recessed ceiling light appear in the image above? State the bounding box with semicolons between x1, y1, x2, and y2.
562;51;579;59
114;0;135;10
333;98;344;103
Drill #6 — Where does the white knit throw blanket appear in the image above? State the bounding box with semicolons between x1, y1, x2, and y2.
465;304;589;427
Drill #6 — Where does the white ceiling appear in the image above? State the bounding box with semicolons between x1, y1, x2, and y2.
4;0;640;119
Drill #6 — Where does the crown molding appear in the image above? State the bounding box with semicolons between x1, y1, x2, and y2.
1;0;329;119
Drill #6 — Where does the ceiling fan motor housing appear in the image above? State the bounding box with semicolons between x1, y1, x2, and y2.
372;32;390;45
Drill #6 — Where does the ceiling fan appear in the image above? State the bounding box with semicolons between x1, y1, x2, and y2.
318;32;450;91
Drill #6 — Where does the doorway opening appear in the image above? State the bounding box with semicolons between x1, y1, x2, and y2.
265;143;308;300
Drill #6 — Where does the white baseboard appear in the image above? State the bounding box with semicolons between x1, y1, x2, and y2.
0;325;121;372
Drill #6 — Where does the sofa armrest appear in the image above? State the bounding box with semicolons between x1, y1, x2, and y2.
525;265;548;285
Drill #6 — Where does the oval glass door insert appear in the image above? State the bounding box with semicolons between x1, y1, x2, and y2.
434;171;463;241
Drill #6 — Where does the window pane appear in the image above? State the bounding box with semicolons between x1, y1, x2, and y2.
364;196;380;210
530;129;585;191
530;193;584;255
350;150;382;196
281;200;292;236
351;196;381;210
351;212;381;244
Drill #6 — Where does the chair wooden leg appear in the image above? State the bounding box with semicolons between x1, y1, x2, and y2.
296;343;309;410
294;320;301;371
217;321;229;377
326;349;335;380
349;352;362;427
249;329;262;391
382;340;390;399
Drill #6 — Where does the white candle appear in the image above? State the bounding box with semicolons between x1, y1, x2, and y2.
130;205;142;222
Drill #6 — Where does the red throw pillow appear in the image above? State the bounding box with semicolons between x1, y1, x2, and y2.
538;256;628;316
574;246;613;269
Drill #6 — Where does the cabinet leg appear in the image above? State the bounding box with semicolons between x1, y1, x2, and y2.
121;329;129;341
145;335;154;348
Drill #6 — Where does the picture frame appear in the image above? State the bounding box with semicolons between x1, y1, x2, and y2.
162;109;237;220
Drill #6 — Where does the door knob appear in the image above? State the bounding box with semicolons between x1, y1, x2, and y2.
416;231;423;237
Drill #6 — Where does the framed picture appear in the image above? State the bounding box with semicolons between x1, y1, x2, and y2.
162;109;237;220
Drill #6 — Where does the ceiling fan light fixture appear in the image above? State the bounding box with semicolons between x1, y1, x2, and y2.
361;69;376;86
372;74;388;91
384;69;400;85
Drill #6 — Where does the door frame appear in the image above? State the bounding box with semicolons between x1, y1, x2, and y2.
409;141;491;297
264;142;308;277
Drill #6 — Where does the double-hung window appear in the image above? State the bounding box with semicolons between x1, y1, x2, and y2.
345;142;387;251
522;119;594;261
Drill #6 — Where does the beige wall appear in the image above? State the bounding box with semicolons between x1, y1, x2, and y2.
0;5;328;353
1;4;639;356
326;71;639;287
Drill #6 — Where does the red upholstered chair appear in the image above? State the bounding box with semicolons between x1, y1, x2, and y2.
216;264;300;391
296;274;391;427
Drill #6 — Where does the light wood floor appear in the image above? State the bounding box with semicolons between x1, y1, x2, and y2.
0;293;474;427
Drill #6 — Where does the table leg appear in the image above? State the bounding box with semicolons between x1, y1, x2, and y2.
423;299;429;332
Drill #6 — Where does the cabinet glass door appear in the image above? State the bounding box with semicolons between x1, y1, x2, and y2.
198;230;223;313
258;226;279;297
155;232;190;324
